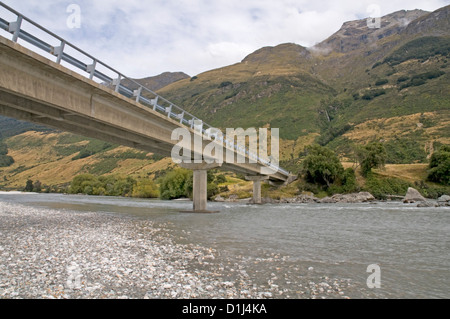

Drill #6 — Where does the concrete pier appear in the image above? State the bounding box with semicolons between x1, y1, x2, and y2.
180;163;222;213
246;175;270;204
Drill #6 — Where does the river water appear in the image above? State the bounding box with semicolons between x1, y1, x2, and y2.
1;193;449;299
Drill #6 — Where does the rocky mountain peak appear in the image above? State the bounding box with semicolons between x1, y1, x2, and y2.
312;9;429;54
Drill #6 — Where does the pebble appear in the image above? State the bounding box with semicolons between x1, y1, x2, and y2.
0;201;354;299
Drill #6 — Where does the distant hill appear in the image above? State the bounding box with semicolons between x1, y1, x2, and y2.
121;71;190;92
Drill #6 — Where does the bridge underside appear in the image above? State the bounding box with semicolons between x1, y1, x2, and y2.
0;36;292;212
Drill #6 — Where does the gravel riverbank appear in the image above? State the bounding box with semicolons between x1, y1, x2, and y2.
0;201;354;299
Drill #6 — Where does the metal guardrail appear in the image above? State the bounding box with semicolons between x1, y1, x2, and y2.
0;1;289;176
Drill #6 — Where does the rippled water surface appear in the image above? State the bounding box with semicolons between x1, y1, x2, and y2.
2;193;449;298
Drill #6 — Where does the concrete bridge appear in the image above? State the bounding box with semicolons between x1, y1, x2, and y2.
0;3;293;212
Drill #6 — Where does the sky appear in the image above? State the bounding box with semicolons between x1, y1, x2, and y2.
1;0;449;78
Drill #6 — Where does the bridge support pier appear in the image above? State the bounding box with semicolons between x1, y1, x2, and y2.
180;163;222;213
246;175;269;204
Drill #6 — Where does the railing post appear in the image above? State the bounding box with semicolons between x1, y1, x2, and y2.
54;41;66;64
166;104;173;118
113;76;121;93
151;96;159;111
86;60;97;80
133;87;142;103
178;111;185;124
9;15;22;42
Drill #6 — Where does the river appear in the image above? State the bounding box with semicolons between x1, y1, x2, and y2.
1;192;449;299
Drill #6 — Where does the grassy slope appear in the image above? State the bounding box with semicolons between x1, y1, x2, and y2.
0;131;176;190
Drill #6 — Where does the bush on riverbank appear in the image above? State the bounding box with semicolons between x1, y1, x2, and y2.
299;145;359;195
68;174;159;198
362;173;411;200
158;168;221;200
0;140;14;167
427;145;450;185
158;168;192;200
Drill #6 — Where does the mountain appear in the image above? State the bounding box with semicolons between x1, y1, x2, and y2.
121;71;190;92
157;5;450;162
1;5;449;189
157;42;336;141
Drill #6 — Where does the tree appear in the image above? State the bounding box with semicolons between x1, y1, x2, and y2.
0;141;14;167
69;174;99;194
301;144;344;188
341;168;358;193
24;179;34;192
427;145;450;185
159;168;193;200
33;180;42;193
132;179;159;198
356;142;387;177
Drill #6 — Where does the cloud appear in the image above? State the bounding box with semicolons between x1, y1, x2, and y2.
1;0;449;78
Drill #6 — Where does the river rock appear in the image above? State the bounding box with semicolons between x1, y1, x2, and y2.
333;192;376;203
403;188;426;203
320;192;375;204
281;194;319;204
417;201;436;208
214;196;225;202
319;197;337;204
437;195;450;203
437;195;450;207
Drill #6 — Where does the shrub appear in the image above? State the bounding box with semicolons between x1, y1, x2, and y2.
24;179;34;192
69;174;137;197
159;168;193;200
132;179;159;198
0;141;14;167
71;141;114;160
69;174;101;194
341;168;358;193
414;181;450;199
0;155;14;167
399;70;445;90
383;36;450;66
301;144;344;188
361;89;386;100
375;79;388;86
218;81;233;88
372;61;382;69
364;174;411;199
384;138;427;164
427;145;450;185
215;174;227;184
